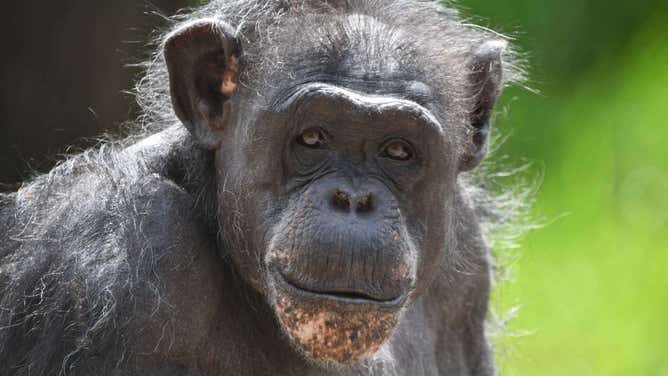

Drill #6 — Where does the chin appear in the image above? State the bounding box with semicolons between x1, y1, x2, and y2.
269;270;407;365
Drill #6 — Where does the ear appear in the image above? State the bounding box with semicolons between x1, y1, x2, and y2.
164;19;242;150
459;40;507;172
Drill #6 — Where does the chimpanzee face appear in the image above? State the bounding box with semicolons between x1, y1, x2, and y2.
237;82;457;363
164;11;505;365
209;79;457;363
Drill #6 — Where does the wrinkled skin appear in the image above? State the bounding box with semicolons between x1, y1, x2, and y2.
0;1;515;375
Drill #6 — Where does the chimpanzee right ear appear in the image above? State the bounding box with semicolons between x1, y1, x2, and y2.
164;19;242;150
459;40;507;172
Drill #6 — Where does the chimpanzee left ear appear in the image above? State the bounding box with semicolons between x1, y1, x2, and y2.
459;40;507;172
164;19;242;150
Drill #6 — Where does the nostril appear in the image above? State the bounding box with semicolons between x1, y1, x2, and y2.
330;189;351;212
356;194;374;214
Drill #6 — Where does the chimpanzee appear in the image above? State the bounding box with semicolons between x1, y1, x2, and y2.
0;1;524;375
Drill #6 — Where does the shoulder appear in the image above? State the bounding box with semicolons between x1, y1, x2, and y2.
8;127;203;239
0;127;216;283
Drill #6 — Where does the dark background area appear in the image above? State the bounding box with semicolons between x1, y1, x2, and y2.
0;0;188;190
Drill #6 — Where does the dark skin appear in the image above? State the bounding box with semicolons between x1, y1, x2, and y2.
0;2;511;375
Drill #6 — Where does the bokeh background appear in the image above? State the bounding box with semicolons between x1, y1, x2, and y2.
1;1;666;374
460;1;668;375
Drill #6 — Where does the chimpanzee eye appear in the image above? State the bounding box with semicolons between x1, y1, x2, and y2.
382;140;414;161
297;128;326;149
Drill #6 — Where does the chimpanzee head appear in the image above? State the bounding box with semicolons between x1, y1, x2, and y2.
163;2;511;365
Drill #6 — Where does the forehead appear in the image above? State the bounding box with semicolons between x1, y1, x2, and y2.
272;13;428;88
247;10;467;136
335;14;406;73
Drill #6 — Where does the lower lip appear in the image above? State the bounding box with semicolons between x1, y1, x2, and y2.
272;271;407;308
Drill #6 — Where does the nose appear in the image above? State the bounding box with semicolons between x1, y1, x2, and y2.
329;189;375;215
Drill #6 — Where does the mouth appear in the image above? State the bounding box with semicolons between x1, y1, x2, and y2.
273;270;406;308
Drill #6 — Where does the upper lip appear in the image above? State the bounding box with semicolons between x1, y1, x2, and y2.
274;271;407;307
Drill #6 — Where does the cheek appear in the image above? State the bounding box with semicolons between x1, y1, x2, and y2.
215;162;278;290
408;184;454;293
275;292;399;364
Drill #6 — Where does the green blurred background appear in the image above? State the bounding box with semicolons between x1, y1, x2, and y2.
1;0;666;374
457;0;668;374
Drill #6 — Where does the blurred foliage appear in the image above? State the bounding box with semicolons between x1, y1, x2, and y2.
456;0;668;374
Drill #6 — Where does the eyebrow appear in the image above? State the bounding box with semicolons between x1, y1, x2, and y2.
273;82;445;134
